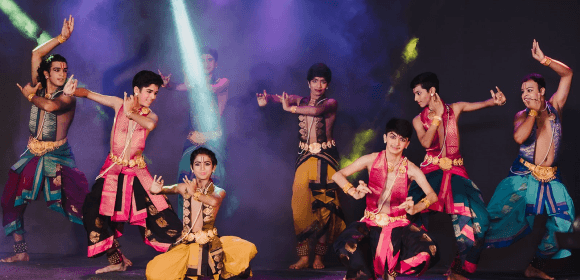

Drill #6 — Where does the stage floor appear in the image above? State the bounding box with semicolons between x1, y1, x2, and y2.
1;254;579;280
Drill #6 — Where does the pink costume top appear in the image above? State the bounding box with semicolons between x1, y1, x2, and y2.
361;151;430;277
419;103;470;214
98;105;168;225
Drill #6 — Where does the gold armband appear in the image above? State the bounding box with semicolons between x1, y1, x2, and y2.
420;197;431;209
528;110;538;117
541;57;552;66
57;34;67;44
27;93;35;102
193;192;202;202
291;106;297;114
341;182;354;194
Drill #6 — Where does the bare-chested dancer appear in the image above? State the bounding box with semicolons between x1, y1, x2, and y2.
1;16;89;263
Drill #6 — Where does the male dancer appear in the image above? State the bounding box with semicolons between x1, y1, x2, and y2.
408;72;506;279
1;16;89;262
486;40;574;280
70;70;182;273
256;63;346;269
333;118;439;280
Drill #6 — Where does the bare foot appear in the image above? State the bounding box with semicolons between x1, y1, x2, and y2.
447;272;469;280
119;251;132;267
0;252;29;262
313;255;325;269
95;263;127;274
524;264;554;280
289;256;309;269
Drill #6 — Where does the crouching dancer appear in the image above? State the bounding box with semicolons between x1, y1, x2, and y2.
70;70;182;273
333;119;439;280
146;147;257;280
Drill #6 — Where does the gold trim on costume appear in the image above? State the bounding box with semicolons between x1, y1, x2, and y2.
108;153;146;168
27;136;67;156
423;154;463;171
363;209;407;227
184;227;218;245
299;140;336;154
519;158;557;182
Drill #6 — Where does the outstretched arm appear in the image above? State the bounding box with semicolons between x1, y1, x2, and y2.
279;92;337;116
18;80;75;113
332;153;374;199
31;16;74;85
256;90;300;107
530;40;573;113
72;88;122;109
450;86;506;115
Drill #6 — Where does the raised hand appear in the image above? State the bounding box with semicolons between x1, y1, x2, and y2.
150;175;164;194
182;175;198;199
60;15;74;41
256;90;268;107
158;69;171;88
187;131;207;145
397;196;416;215
277;91;290;111
490;86;506;106
431;93;444;117
63;74;78;96
17;82;42;100
351;180;372;200
123;92;139;117
531;39;546;62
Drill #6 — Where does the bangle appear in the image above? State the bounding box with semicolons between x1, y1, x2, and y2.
420;197;431;209
291;106;297;114
57;34;67;44
27;93;35;102
431;119;441;127
528;110;538;117
540;57;552;66
193;192;201;201
341;182;354;194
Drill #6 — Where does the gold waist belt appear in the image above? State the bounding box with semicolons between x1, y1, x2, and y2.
109;153;146;168
299;140;336;154
423;154;463;171
363;209;407;227
183;227;218;244
519;158;557;182
27;137;67;156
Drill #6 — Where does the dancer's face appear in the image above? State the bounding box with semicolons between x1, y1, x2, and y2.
383;132;409;156
191;154;216;180
44;61;68;87
521;79;545;104
134;84;159;107
308;77;328;98
202;54;217;75
412;84;434;108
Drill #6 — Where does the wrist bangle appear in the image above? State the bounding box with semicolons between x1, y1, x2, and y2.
291;106;297;114
528;110;538;117
27;93;35;102
193;192;201;201
341;182;354;194
57;34;67;44
431;119;441;127
419;197;431;209
540;57;552;66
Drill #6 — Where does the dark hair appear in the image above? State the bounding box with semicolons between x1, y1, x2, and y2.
201;47;218;62
132;70;163;90
385;118;413;139
37;54;67;88
410;72;439;94
307;63;332;83
521;73;546;90
190;147;218;167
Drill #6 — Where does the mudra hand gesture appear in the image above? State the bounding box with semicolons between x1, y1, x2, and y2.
62;74;78;96
490;86;506;106
531;39;546;62
17;82;41;99
397;196;416;215
123;92;140;117
60;15;74;41
182;175;198;199
278;92;291;111
256;90;268;107
158;69;171;88
188;131;207;145
430;92;444;117
150;175;164;194
350;180;372;200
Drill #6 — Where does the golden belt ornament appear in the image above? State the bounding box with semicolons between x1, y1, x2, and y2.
109;153;146;168
423;154;463;171
184;227;218;244
27;137;67;156
299;140;336;154
363;209;407;227
519;158;557;182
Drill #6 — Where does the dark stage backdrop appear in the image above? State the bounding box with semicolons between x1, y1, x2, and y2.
0;0;579;272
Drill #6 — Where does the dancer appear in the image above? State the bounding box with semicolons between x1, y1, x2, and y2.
73;70;182;273
1;16;89;262
333;118;439;280
146;147;257;280
256;63;346;269
407;71;506;279
485;40;574;280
